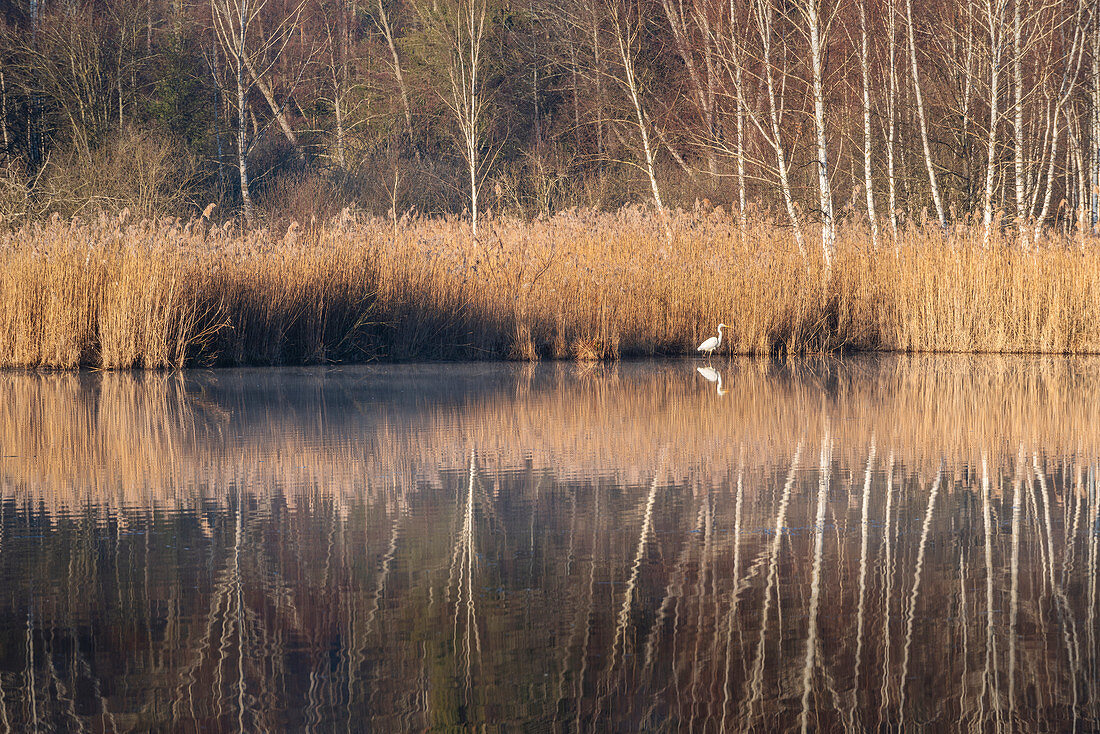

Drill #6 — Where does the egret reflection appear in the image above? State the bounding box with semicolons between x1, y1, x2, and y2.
0;358;1096;731
696;365;728;394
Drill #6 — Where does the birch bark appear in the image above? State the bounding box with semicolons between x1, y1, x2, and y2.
981;0;1006;244
805;0;836;265
859;0;879;247
748;0;807;260
0;69;8;154
234;4;254;222
905;0;947;226
886;0;899;240
726;0;748;223
1013;0;1025;242
1093;10;1099;228
1032;0;1087;241
611;0;667;216
451;0;489;237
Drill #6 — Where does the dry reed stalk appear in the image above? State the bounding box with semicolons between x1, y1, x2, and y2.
3;209;1100;368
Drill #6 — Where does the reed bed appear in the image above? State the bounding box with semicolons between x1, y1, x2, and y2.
3;209;1100;368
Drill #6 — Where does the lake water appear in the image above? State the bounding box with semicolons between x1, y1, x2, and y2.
0;357;1098;732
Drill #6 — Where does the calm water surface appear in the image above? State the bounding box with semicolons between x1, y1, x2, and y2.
1;357;1099;732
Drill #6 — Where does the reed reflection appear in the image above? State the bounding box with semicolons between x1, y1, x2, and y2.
0;357;1097;731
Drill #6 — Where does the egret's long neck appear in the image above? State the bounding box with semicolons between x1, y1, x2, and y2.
717;325;724;344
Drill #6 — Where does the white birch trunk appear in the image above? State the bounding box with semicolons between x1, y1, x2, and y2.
211;24;227;194
728;0;748;223
982;0;1005;245
859;0;878;248
593;9;606;157
212;0;306;220
0;68;8;154
469;130;479;237
1033;104;1064;242
612;2;666;216
736;83;747;223
645;109;696;180
333;78;346;170
1093;12;1099;228
326;7;348;170
1027;97;1054;214
961;4;976;141
886;0;899;241
427;0;490;237
753;0;807;260
459;0;487;237
699;8;719;184
1069;108;1088;231
905;0;947;226
235;4;253;222
806;0;835;266
1033;1;1087;241
1013;0;1026;243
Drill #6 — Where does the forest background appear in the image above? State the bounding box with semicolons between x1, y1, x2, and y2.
1;0;1095;243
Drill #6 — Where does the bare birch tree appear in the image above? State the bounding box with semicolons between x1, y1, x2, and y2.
858;0;878;247
607;0;667;217
719;0;807;260
802;0;836;265
416;0;493;237
322;1;350;169
728;1;748;223
241;48;307;162
212;0;304;220
1029;0;1087;242
1012;0;1025;240
1093;7;1100;229
905;0;947;226
981;0;1008;244
593;6;607;157
0;67;8;155
211;0;256;221
885;0;899;240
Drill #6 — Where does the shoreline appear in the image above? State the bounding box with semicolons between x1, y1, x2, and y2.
9;348;1100;374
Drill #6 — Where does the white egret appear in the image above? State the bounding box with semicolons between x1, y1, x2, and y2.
697;324;727;358
696;366;728;395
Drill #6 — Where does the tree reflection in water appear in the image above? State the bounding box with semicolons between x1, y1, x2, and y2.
0;357;1098;731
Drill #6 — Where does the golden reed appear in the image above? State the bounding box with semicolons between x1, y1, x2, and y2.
3;208;1100;368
